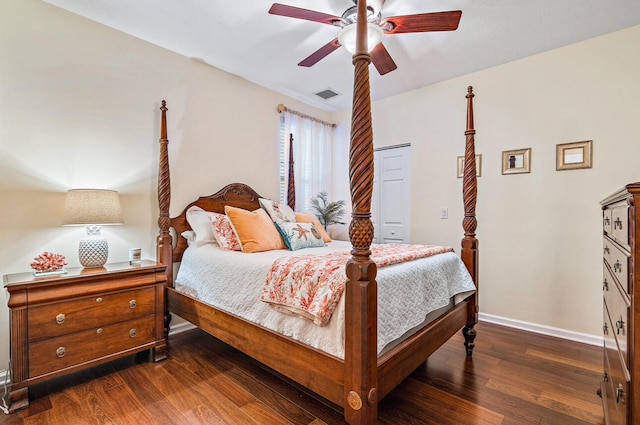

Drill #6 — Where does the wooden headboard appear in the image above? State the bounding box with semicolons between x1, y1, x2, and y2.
168;183;263;262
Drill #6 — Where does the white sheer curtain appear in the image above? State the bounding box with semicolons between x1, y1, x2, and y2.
280;111;333;213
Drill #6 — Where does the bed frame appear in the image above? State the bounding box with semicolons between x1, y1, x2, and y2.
156;4;478;424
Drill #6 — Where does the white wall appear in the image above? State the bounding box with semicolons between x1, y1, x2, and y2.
332;25;640;339
0;0;333;372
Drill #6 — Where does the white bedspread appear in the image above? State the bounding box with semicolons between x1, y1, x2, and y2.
174;240;475;359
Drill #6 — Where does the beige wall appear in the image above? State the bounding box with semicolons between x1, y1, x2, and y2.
2;0;638;379
332;25;640;339
0;0;332;371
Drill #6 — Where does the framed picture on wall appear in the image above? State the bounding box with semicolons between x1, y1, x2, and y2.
501;148;531;175
457;154;482;178
556;140;593;171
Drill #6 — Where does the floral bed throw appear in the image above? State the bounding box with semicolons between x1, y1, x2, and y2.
261;244;454;325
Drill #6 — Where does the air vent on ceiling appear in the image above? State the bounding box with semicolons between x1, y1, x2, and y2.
314;88;341;100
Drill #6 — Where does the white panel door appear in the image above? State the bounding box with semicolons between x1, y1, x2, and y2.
372;145;411;244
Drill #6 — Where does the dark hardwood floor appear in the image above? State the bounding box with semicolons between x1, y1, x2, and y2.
0;321;604;424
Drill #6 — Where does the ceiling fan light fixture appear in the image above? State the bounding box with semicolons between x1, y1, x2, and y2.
338;22;384;54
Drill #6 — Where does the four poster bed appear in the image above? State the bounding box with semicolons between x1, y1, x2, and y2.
156;4;479;424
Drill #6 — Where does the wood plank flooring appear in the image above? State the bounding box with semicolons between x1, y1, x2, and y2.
0;321;604;424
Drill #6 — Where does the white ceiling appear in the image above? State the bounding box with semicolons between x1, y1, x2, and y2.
43;0;640;112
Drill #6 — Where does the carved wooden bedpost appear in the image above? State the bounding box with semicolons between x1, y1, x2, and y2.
287;133;295;210
461;86;479;355
156;100;173;340
345;1;378;424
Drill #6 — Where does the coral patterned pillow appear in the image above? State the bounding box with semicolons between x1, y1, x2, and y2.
209;213;241;251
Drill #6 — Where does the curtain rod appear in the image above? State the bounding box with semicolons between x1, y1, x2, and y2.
277;104;337;128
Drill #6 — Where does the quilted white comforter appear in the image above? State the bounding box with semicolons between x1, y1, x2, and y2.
174;240;475;359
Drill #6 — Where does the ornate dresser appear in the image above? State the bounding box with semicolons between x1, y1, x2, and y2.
600;183;640;425
4;260;167;411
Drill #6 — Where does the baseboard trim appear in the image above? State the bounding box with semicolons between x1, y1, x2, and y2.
168;321;197;336
479;313;603;347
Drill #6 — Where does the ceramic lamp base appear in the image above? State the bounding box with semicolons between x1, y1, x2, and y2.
79;237;109;268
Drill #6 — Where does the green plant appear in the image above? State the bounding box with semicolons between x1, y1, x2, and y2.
310;192;346;230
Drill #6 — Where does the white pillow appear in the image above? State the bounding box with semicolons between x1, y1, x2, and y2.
185;206;218;246
259;198;296;223
181;230;197;246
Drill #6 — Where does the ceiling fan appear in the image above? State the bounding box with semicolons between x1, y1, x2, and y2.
268;1;462;75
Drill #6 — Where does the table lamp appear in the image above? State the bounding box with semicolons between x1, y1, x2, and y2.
62;189;123;268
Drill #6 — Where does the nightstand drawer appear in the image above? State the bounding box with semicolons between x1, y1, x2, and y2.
28;315;156;378
28;287;156;342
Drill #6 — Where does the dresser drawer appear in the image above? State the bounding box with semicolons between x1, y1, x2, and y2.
28;315;156;378
611;204;630;249
603;208;613;235
604;286;630;371
603;331;623;425
603;238;630;294
28;287;156;342
604;350;629;425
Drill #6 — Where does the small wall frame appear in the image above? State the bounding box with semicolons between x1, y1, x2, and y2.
502;148;531;175
556;140;593;171
457;154;482;178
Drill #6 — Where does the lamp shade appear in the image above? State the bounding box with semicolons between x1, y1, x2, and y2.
63;189;123;226
338;22;384;54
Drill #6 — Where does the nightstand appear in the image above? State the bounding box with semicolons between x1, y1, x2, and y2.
3;260;167;412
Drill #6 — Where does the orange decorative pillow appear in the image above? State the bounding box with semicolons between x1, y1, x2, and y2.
224;206;287;253
295;212;332;243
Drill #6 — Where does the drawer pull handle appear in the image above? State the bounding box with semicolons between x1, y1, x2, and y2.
614;261;622;273
97;328;103;334
604;246;610;255
603;322;609;335
129;329;137;338
604;217;610;226
96;297;103;303
603;372;609;383
614;218;623;230
616;384;625;404
56;313;66;325
616;318;625;335
603;278;609;291
129;300;137;309
56;347;66;358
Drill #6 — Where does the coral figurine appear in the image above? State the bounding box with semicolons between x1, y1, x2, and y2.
31;252;68;273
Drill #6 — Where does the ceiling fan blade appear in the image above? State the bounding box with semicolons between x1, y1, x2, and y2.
298;38;342;67
269;3;341;26
382;11;462;34
371;43;397;75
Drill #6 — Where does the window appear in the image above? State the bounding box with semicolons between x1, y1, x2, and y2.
279;111;334;213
